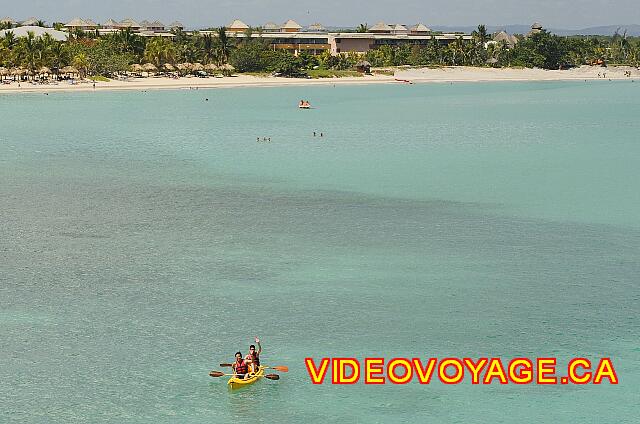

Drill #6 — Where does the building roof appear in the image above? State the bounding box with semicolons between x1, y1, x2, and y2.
139;20;151;27
263;22;279;30
21;17;40;26
103;19;119;27
84;19;98;27
282;19;302;30
0;26;67;41
531;22;543;29
392;24;408;32
119;18;140;28
307;23;325;31
228;19;249;30
169;21;184;28
493;31;518;47
370;21;393;32
151;20;165;27
0;17;17;24
65;18;95;28
410;23;431;33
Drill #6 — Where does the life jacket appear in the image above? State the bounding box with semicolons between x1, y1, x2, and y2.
250;351;260;367
235;359;248;374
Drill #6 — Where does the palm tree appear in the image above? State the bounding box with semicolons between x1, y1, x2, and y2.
216;26;232;64
72;53;89;78
356;23;369;33
1;31;17;50
199;34;216;64
144;37;176;67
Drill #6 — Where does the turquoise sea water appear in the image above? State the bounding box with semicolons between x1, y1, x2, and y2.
1;82;639;423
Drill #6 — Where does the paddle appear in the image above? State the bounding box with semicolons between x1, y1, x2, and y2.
209;371;280;380
219;363;289;372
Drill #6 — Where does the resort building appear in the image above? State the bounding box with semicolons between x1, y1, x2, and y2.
328;30;471;54
0;26;67;41
306;23;326;32
0;17;17;28
262;22;280;32
492;31;519;48
20;17;40;26
102;19;120;29
227;19;249;33
169;21;185;31
370;22;394;33
526;22;543;37
281;19;302;33
64;18;99;31
119;18;141;32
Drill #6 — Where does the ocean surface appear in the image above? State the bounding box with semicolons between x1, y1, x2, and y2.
1;81;639;423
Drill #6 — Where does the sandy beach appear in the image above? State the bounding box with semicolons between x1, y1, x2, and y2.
1;66;638;93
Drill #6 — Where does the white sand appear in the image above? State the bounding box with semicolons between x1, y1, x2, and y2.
1;66;638;94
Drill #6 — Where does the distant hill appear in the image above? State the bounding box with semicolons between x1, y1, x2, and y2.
429;24;640;36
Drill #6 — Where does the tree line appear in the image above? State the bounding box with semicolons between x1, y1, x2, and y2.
1;25;639;79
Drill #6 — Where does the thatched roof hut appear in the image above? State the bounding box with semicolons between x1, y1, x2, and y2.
38;66;52;75
60;66;79;74
191;62;204;71
129;63;144;73
142;63;157;72
162;63;176;71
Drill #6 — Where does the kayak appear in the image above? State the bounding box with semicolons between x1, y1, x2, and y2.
228;366;265;390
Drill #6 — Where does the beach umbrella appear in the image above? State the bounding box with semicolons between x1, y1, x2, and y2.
60;66;79;75
38;66;52;75
162;63;175;72
142;63;157;72
204;63;219;71
176;63;193;75
191;62;204;72
0;67;7;81
129;63;144;73
220;63;235;76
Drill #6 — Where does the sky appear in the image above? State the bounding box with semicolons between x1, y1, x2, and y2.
3;0;639;29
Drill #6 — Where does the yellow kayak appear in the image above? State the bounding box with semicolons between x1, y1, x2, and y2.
228;366;265;390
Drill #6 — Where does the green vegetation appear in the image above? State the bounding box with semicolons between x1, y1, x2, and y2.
1;25;639;81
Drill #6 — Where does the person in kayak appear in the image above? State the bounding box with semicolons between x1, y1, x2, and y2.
245;337;262;373
232;351;249;380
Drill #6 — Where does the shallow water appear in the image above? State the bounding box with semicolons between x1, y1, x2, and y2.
1;81;639;423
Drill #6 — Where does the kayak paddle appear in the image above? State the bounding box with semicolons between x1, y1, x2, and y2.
219;363;288;372
209;371;280;380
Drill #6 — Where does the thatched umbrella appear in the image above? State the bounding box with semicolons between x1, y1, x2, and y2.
60;66;79;75
129;63;144;74
142;63;157;76
192;62;204;71
162;63;176;72
38;66;52;76
204;63;219;75
0;67;7;81
176;62;192;75
220;63;235;76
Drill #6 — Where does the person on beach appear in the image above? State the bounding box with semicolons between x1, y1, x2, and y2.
245;337;262;373
232;351;249;380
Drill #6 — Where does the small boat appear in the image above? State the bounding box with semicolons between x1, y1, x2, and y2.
227;366;265;390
